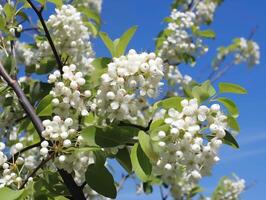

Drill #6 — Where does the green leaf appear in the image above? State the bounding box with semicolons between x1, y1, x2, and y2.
216;97;239;118
192;80;216;103
99;32;115;57
83;21;99;36
85;164;117;199
155;29;173;50
82;113;96;127
143;182;153;194
94;151;106;167
130;143;152;182
36;94;53;116
4;3;15;21
48;0;63;7
223;130;239;148
115;147;132;173
36;58;56;74
138;131;158;162
81;126;139;148
227;116;240;132
116;26;138;57
156;97;183;111
193;28;216;39
78;7;101;25
89;57;111;86
0;187;25;200
150;119;164;131
219;82;247;94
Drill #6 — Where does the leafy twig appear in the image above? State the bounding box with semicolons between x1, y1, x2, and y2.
25;0;64;74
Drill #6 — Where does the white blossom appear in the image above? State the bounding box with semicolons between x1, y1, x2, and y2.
153;98;228;198
94;49;164;124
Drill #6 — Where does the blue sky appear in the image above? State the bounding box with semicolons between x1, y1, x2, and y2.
92;0;266;199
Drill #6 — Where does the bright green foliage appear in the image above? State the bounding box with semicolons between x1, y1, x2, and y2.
99;26;137;57
219;82;247;94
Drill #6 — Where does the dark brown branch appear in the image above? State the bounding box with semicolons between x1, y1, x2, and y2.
119;120;152;132
0;62;44;138
8;142;41;163
19;152;55;189
58;169;86;200
25;0;63;74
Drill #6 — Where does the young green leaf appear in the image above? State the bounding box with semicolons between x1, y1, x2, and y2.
192;80;216;103
78;7;101;25
156;96;183;111
85;164;117;199
99;32;115;57
138;131;158;162
216;97;239;118
36;94;53;116
223;130;239;148
227;116;240;132
89;57;111;86
116;26;138;57
48;0;63;7
219;82;247;94
0;187;25;200
115;147;132;173
194;29;216;39
81;126;139;148
130;143;152;182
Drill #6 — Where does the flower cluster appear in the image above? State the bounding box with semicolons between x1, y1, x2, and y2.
38;5;94;72
94;49;164;124
16;42;37;66
153;98;228;198
41;116;77;145
234;38;260;66
210;176;245;200
195;0;218;24
213;38;260;69
48;64;92;117
55;150;95;186
158;10;208;65
41;116;97;185
165;64;192;95
0;141;40;189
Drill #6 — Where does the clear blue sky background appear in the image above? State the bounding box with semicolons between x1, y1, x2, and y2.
92;0;266;199
22;0;266;199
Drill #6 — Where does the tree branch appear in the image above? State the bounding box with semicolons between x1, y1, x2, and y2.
25;0;64;74
0;61;86;200
58;169;86;200
19;152;55;189
8;142;41;163
0;62;44;138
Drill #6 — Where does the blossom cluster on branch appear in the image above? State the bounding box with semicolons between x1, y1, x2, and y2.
153;99;227;198
0;0;260;199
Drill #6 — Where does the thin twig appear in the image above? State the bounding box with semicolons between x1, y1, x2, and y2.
159;186;168;200
19;152;55;189
117;174;130;192
208;26;258;83
8;142;41;164
0;62;44;138
25;0;63;74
